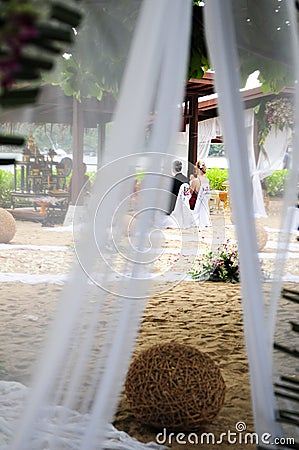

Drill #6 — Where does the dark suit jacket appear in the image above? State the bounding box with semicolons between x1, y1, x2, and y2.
168;172;189;214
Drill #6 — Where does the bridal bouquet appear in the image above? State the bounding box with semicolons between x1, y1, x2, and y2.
178;183;191;202
182;184;191;197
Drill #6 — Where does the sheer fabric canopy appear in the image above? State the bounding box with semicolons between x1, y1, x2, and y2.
205;0;299;444
1;1;298;449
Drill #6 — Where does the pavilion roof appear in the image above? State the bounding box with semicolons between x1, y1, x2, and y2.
0;84;117;128
196;84;295;122
0;75;294;129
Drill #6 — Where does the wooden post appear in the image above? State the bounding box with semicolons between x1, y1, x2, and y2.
97;122;106;170
187;94;198;175
71;98;84;205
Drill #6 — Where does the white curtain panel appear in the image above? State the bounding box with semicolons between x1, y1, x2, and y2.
257;127;292;178
8;1;193;449
204;0;282;441
245;108;268;217
197;117;218;161
244;110;292;218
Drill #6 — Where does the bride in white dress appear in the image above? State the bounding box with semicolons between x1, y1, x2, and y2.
191;161;211;228
163;182;194;228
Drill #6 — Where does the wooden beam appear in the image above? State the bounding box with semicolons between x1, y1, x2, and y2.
187;95;198;172
71;98;84;205
97;122;106;170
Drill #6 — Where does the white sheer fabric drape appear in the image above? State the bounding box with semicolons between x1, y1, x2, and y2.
204;0;284;442
205;0;299;444
9;1;192;449
196;108;268;218
266;0;299;364
249;109;292;218
197;117;218;161
257;127;292;178
176;131;189;164
245;108;268;217
196;108;290;218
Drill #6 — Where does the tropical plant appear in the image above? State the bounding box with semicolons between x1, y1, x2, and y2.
43;1;140;101
206;168;228;191
264;169;288;197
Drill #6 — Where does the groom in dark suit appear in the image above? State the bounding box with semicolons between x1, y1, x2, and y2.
168;160;189;214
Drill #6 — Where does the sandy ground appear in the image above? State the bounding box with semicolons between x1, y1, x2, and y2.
0;200;298;449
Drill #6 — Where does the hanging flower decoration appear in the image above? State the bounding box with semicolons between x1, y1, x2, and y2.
0;0;82;147
257;96;294;146
0;1;39;90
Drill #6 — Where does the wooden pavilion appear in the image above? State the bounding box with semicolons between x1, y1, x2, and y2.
184;75;294;167
0;74;294;204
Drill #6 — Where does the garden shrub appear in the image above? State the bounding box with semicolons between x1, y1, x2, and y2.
206;168;228;191
264;170;288;197
0;170;14;208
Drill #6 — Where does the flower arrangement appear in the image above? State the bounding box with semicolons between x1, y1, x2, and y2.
257;96;294;146
189;241;240;283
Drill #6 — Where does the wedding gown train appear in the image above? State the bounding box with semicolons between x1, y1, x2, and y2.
192;184;211;228
163;182;211;229
163;183;194;228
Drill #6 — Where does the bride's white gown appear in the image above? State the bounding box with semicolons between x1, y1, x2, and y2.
162;182;211;229
163;183;194;228
193;183;211;228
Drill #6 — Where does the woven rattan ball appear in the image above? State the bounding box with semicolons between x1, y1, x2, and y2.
125;343;226;431
256;223;268;251
0;208;16;243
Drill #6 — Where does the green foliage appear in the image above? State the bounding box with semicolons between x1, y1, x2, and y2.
234;0;295;91
189;241;240;283
44;1;140;101
188;4;210;80
190;1;295;91
206;168;228;191
45;1;297;106
87;171;96;184
264;169;288;197
0;170;14;208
